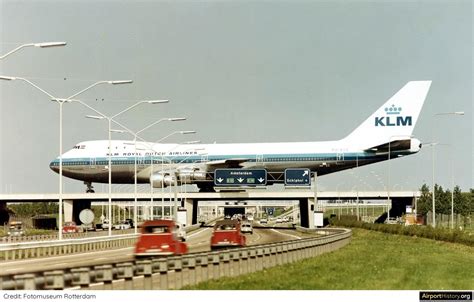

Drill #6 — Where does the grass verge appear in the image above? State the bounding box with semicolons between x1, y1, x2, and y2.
185;229;474;290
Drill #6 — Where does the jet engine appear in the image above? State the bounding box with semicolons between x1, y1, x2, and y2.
177;169;207;184
150;169;207;187
150;173;175;188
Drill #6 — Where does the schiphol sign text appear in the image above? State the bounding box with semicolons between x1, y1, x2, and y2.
214;169;267;186
284;168;311;186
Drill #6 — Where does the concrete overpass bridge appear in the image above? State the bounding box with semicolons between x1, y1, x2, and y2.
0;190;420;228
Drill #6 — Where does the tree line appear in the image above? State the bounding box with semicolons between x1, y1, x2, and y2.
416;184;473;217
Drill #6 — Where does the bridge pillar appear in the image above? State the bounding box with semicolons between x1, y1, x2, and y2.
64;200;73;223
308;198;315;228
299;198;315;229
63;200;91;224
184;199;196;226
0;201;9;225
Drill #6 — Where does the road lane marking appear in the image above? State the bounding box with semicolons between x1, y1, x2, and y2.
187;228;210;238
270;229;301;239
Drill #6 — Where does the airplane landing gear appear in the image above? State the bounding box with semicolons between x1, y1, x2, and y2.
197;183;216;192
84;181;95;193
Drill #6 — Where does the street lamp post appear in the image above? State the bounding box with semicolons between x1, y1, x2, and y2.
86;100;167;236
0;76;132;239
153;132;196;219
387;135;412;223
431;112;464;228
0;42;66;60
122;117;186;230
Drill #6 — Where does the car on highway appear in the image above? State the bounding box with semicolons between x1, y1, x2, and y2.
241;221;253;234
259;218;268;224
62;221;79;233
134;220;188;258
7;221;24;237
176;223;187;242
210;219;246;250
114;220;132;230
125;218;134;228
97;219;111;231
275;218;283;223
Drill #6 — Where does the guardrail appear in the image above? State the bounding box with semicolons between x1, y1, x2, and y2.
0;228;351;290
0;229;135;244
0;223;210;261
0;234;138;261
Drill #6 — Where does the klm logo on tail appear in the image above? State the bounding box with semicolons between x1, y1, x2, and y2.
375;104;412;127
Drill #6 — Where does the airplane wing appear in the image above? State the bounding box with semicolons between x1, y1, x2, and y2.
204;158;252;169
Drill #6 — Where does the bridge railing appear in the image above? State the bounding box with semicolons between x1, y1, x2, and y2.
0;228;135;244
0;234;138;261
0;228;352;290
0;222;215;261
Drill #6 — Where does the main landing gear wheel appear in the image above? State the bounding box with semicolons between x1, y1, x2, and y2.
197;183;216;192
84;181;95;193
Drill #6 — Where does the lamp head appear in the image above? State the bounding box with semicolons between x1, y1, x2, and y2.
35;42;67;48
109;80;133;85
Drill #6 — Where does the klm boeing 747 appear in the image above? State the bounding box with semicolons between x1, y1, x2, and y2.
50;81;431;192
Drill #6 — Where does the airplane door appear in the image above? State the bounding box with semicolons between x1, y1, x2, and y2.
200;154;208;163
336;152;344;163
256;154;264;166
90;158;96;169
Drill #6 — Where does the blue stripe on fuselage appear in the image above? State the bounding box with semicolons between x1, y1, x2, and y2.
49;151;411;166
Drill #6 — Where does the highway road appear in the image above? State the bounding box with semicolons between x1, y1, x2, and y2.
0;226;313;276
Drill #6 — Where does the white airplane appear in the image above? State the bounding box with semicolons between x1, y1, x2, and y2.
50;81;432;192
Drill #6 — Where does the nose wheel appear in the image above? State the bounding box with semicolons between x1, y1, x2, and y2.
84;181;95;193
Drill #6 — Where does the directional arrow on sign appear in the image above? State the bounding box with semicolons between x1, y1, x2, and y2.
303;170;309;177
237;178;244;183
258;177;264;183
217;178;223;183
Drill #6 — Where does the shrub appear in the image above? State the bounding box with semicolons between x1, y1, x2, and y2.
329;216;474;247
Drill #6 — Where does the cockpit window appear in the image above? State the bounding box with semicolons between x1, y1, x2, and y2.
73;145;86;149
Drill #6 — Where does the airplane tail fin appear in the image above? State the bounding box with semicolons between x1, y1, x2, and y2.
342;81;432;149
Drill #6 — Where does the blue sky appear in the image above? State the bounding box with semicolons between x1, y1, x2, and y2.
0;0;472;193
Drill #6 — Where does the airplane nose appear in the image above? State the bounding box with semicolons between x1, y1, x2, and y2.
50;159;59;173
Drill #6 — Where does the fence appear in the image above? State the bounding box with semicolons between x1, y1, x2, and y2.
0;228;352;290
0;234;138;261
0;228;135;244
425;212;472;230
0;223;204;261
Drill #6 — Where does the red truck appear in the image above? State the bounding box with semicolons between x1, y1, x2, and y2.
134;220;188;258
210;219;246;250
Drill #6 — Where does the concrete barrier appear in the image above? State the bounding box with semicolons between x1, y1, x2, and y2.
1;228;351;290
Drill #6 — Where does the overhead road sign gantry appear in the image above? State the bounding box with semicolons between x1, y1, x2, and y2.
284;168;311;186
214;169;267;186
